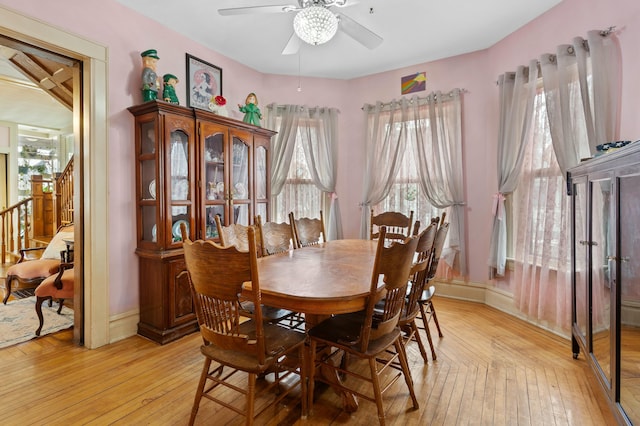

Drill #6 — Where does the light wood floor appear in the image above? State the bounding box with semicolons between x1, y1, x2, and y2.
0;297;616;425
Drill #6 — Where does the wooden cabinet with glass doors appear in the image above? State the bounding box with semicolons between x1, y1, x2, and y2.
129;101;274;344
568;142;640;425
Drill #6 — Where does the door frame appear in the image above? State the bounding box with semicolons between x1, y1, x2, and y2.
0;5;110;348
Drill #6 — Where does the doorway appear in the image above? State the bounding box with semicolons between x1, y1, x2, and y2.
0;5;110;348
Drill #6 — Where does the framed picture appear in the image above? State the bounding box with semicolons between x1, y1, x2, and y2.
186;53;222;110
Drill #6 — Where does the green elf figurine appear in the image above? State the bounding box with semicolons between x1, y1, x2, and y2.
238;92;262;127
140;49;160;102
162;73;179;104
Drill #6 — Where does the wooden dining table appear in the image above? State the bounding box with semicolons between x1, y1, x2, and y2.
242;238;381;412
246;239;378;319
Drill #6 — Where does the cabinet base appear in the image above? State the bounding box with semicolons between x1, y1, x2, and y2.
137;320;199;345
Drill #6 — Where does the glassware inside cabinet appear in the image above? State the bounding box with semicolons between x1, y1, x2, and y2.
205;133;225;201
141;205;157;243
141;159;156;200
171;206;190;242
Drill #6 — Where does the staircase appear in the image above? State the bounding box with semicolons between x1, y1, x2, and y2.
1;155;74;265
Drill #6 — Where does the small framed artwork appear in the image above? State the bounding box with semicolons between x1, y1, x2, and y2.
401;72;426;95
186;53;222;110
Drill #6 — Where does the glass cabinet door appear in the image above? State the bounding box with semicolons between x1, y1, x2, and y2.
590;176;613;387
168;129;191;245
572;177;588;352
203;128;226;239
618;172;640;424
139;119;158;245
231;132;251;226
255;142;269;222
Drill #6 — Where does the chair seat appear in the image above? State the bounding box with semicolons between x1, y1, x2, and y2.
308;314;402;357
35;268;74;299
201;321;306;373
7;259;60;280
239;300;297;323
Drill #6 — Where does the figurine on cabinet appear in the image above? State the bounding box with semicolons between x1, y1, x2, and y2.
238;92;262;127
140;49;160;102
162;74;180;104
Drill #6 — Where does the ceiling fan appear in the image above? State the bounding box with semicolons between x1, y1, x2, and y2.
218;0;383;55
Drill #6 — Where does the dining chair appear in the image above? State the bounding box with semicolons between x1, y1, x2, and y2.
369;210;414;244
417;214;449;359
307;226;419;425
213;215;295;325
411;220;421;236
397;220;438;363
214;214;262;257
255;214;296;256
254;214;304;329
181;224;308;425
289;211;326;248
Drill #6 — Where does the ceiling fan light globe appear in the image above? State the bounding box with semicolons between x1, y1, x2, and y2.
293;6;339;46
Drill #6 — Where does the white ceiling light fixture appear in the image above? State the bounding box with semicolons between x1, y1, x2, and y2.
293;6;339;46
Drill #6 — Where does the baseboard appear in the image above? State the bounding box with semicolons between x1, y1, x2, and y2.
109;308;139;344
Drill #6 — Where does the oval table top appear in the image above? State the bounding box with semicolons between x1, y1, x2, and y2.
243;239;379;316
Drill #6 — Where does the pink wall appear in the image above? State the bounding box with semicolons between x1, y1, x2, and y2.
1;0;639;316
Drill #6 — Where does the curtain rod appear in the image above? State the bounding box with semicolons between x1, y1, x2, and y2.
495;26;617;84
361;88;466;110
265;103;340;114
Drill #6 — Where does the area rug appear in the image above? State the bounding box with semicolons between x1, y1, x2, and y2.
0;296;74;349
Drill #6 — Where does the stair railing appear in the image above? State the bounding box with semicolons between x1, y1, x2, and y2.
0;198;32;265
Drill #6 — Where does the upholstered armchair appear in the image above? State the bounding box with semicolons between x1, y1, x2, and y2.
34;262;74;336
2;223;74;304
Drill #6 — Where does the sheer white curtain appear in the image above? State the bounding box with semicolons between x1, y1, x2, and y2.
513;30;621;331
264;104;303;197
410;90;467;274
298;107;343;240
361;91;466;274
359;100;409;238
265;104;343;239
488;62;538;277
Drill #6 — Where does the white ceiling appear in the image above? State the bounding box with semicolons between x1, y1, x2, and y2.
116;0;562;79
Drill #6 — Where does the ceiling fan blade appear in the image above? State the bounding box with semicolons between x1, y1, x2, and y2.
281;33;301;55
218;5;292;15
337;12;383;50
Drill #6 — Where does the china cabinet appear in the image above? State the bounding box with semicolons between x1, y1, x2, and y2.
568;142;640;425
128;101;274;344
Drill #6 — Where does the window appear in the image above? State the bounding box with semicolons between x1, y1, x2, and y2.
512;78;589;270
273;123;322;223
374;120;441;228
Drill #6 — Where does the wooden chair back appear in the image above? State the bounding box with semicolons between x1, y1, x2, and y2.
403;221;438;320
255;214;295;256
213;215;262;257
181;224;267;363
359;226;418;352
370;210;414;244
289;211;326;248
428;216;450;280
